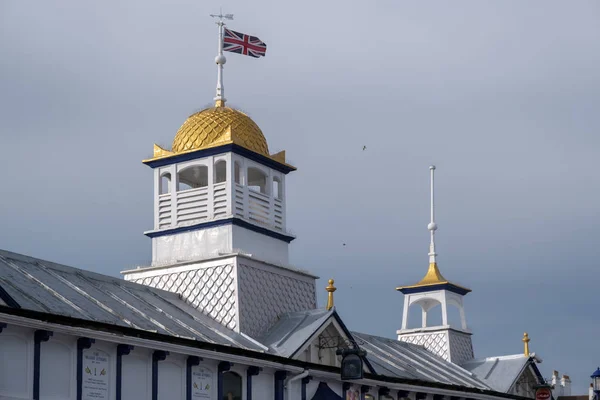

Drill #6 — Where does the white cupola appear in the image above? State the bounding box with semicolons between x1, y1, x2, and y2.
123;29;317;339
396;166;474;365
142;104;296;267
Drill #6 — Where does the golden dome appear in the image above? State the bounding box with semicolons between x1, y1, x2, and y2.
172;106;269;156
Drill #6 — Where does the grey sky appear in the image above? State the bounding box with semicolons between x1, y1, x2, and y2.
1;0;599;393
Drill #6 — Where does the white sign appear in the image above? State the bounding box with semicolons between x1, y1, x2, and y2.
82;349;109;400
191;366;213;399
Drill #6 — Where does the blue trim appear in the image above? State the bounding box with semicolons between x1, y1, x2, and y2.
116;344;134;400
33;330;52;400
217;361;232;400
152;350;169;400
302;376;312;400
0;322;6;333
274;370;287;400
342;382;351;400
186;356;202;400
0;284;20;308
145;217;296;243
247;366;261;400
76;337;95;400
361;385;370;399
398;283;471;296
143;143;296;174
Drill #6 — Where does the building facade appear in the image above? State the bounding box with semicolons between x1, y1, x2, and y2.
0;23;567;400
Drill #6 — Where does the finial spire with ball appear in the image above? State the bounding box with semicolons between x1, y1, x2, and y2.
428;165;438;265
210;10;234;107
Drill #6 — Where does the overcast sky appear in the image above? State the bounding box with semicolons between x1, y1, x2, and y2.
1;0;599;393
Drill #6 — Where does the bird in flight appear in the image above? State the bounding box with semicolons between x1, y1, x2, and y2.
362;145;367;151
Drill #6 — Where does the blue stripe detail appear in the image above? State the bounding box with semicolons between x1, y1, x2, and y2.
77;338;95;400
217;361;232;400
33;330;52;400
398;283;471;296
302;376;312;400
144;217;296;243
0;284;20;308
246;366;261;400
116;344;134;400
143;144;296;175
186;356;202;400
152;351;169;400
274;371;287;400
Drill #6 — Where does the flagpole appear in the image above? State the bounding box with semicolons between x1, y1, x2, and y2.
210;11;233;107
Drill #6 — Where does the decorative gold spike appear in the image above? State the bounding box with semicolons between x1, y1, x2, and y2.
270;150;286;164
152;144;174;159
523;332;530;357
326;279;336;311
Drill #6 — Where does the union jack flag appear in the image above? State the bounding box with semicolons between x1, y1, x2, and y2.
223;28;267;58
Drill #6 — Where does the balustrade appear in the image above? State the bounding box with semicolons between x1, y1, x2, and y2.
156;182;285;231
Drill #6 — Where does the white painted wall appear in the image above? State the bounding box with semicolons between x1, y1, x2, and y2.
0;318;498;400
151;224;233;266
158;356;185;400
232;224;289;265
121;348;151;400
40;333;76;400
0;326;32;400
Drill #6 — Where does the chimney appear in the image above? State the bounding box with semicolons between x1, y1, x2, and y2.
552;370;560;387
560;375;571;396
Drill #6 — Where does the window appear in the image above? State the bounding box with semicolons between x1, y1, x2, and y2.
247;167;267;194
214;160;227;184
365;395;375;400
222;371;242;400
159;173;171;195
272;176;282;199
178;165;208;191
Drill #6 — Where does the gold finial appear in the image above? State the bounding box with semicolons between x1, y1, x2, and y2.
215;99;226;108
325;279;336;311
522;332;530;357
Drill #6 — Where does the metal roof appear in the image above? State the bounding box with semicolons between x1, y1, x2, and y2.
353;332;490;389
461;355;534;393
259;308;334;357
0;248;533;394
0;249;263;351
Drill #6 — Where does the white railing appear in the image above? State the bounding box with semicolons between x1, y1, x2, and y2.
157;183;285;231
176;187;209;226
158;194;172;229
213;182;228;219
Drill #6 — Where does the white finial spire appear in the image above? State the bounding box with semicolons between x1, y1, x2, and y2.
210;10;234;106
427;165;438;264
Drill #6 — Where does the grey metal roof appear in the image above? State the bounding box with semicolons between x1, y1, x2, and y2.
0;249;264;351
259;308;334;357
461;355;532;393
353;332;490;389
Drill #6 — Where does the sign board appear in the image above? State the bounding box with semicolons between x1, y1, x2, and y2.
82;349;110;400
535;387;552;400
191;366;213;399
